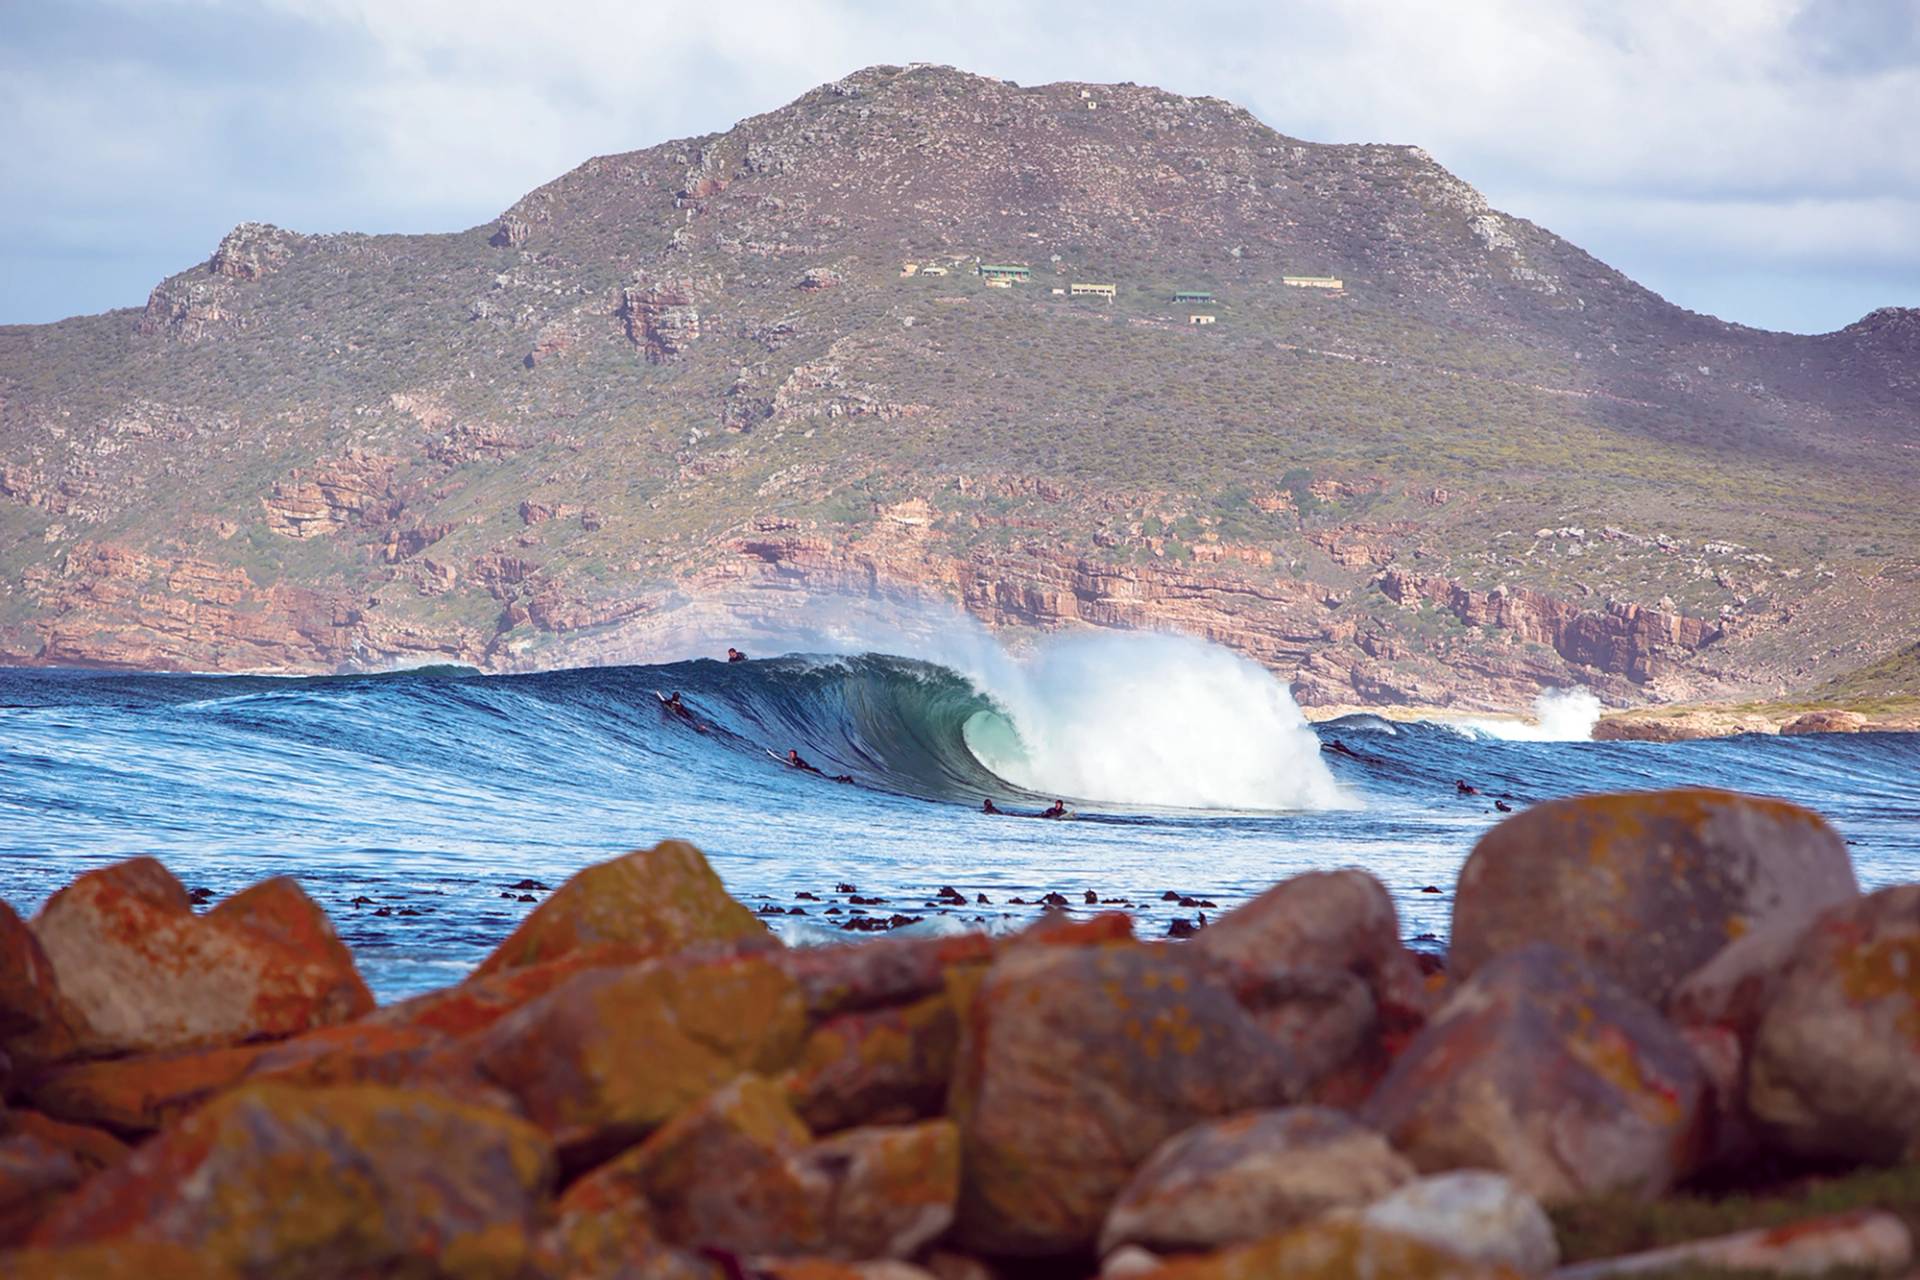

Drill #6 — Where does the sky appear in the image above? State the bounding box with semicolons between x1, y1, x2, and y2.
2;0;1917;334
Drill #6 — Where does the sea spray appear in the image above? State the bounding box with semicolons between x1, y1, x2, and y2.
958;630;1347;811
1458;687;1603;742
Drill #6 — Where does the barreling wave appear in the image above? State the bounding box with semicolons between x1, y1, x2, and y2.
3;635;1345;813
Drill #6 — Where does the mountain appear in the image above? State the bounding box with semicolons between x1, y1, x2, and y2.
2;64;1916;710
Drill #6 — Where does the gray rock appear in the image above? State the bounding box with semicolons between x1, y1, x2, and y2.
1100;1107;1413;1254
1350;1171;1557;1273
1363;943;1706;1204
1748;884;1920;1163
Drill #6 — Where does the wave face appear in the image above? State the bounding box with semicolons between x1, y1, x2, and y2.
4;637;1920;1001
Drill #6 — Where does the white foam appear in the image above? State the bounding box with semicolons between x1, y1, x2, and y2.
959;630;1348;812
741;598;1347;811
1458;687;1601;742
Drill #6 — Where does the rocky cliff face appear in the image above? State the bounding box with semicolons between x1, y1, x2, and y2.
1;65;1915;706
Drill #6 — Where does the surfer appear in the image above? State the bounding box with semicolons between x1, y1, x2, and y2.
1041;799;1068;819
727;647;748;663
786;749;816;773
982;798;1001;815
1456;779;1480;796
656;690;707;733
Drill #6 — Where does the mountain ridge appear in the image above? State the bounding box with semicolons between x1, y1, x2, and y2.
2;63;1915;710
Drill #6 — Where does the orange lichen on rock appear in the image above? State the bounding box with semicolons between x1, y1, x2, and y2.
1749;885;1920;1162
1451;789;1857;1008
604;1074;959;1260
471;839;771;978
31;1083;555;1278
0;900;77;1068
442;952;807;1165
28;1041;275;1134
950;941;1304;1256
785;991;960;1132
30;859;372;1055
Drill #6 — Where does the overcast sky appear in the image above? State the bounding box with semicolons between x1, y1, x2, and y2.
3;0;1916;333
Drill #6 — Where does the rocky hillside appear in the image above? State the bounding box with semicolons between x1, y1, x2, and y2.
2;64;1916;709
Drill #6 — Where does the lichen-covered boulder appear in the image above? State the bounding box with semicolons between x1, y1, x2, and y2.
239;1021;451;1090
27;1041;271;1134
31;860;373;1055
1451;789;1856;1007
1100;1107;1413;1255
950;941;1305;1256
774;932;995;1018
0;900;75;1067
471;840;768;978
371;943;663;1038
1146;1218;1503;1279
785;991;959;1132
545;1152;721;1280
574;1075;958;1261
447;953;806;1165
32;1084;555;1279
1668;911;1821;1039
1194;869;1430;1021
1364;942;1706;1203
1748;885;1920;1162
1349;1171;1558;1273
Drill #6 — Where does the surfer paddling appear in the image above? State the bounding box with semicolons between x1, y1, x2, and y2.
777;749;854;785
1041;799;1069;819
726;647;748;663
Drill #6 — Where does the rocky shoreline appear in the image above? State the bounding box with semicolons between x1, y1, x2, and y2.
2;789;1918;1278
1300;697;1920;741
1593;699;1920;741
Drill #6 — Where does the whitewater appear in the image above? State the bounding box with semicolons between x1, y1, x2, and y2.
3;631;1918;999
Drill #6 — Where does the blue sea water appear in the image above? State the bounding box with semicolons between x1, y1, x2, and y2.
2;641;1916;1001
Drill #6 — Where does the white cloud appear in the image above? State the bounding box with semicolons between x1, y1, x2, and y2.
1;0;1915;330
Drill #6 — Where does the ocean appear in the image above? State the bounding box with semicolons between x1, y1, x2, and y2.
3;631;1916;1001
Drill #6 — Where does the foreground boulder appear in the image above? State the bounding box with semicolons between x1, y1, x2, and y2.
785;992;960;1132
1364;942;1706;1203
1748;885;1920;1162
32;1084;554;1277
472;839;769;977
950;941;1305;1255
445;952;807;1165
1349;1171;1558;1273
776;932;995;1018
1194;869;1430;1022
563;1075;958;1261
1451;789;1856;1007
1100;1107;1413;1255
30;860;373;1055
28;1041;272;1134
1148;1218;1502;1279
0;901;74;1068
